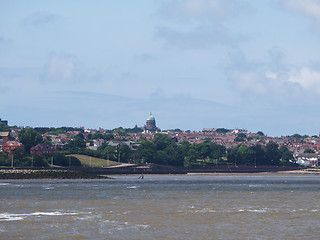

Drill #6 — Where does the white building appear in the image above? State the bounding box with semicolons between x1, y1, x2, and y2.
296;153;318;168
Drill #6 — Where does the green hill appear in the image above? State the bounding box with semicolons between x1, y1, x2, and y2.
68;154;119;167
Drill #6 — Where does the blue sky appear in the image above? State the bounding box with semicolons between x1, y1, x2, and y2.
1;0;320;136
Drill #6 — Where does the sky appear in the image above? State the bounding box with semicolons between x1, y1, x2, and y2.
1;0;320;136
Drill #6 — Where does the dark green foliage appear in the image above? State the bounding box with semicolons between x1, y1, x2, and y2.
0;122;10;131
227;142;288;166
291;134;302;138
215;128;230;133
227;147;241;166
65;134;86;152
53;152;81;167
124;126;143;133
251;144;267;165
32;155;49;167
0;152;10;166
304;148;315;153
234;133;247;142
265;142;281;165
34;127;56;134
135;134;186;166
227;144;254;165
136;140;156;163
257;131;265;136
91;132;105;139
19;127;43;154
118;145;132;163
34;127;84;135
279;146;294;162
11;148;30;167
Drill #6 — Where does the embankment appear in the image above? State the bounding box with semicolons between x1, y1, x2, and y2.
0;169;108;179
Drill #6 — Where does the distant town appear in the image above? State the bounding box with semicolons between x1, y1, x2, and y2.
0;113;319;171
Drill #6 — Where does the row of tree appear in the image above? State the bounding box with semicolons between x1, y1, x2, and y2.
94;134;295;167
0;149;81;168
2;127;297;168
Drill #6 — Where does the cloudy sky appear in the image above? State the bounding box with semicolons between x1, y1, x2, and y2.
1;0;320;136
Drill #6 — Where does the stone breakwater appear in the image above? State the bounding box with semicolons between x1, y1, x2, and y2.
0;169;108;179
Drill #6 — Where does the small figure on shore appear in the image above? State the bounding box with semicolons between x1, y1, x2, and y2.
138;173;144;179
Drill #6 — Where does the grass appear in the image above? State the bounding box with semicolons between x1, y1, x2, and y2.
68;154;119;167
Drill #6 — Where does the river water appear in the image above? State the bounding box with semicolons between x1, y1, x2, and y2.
1;174;320;239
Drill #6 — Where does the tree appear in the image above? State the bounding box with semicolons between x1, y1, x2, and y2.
215;128;230;133
65;133;86;152
279;146;294;163
11;148;29;167
304;148;315;153
250;144;267;165
0;152;10;166
209;143;226;161
235;133;247;142
291;134;302;138
52;152;81;167
257;131;265;136
196;142;211;162
136;140;156;163
33;155;49;167
0;122;9;131
227;147;241;166
91;132;105;140
19;127;43;154
265;142;281;165
238;144;254;165
153;134;176;151
101;145;117;161
118;145;132;163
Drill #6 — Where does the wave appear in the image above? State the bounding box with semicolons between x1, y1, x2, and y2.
0;211;79;221
0;183;10;186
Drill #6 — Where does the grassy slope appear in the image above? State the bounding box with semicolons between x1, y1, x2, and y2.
68;154;119;167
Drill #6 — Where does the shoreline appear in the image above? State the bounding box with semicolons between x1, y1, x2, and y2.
0;169;109;179
0;168;319;179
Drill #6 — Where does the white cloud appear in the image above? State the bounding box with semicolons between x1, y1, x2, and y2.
155;0;248;49
288;67;320;93
158;0;245;21
284;0;320;23
176;0;226;17
155;23;243;49
225;51;305;100
23;11;61;26
43;54;78;82
41;53;102;84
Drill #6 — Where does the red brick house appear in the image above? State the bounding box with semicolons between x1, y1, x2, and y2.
30;143;56;156
2;141;24;156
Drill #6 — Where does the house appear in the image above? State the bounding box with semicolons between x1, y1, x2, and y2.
295;153;318;168
107;141;140;150
0;139;7;152
0;131;9;140
30;144;56;156
2;141;24;156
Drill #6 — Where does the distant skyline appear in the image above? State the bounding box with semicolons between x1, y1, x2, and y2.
2;0;320;136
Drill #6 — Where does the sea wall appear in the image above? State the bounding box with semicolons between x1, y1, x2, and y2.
0;169;107;179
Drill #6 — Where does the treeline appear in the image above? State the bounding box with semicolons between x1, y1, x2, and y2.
2;127;296;168
227;143;293;166
0;149;81;168
90;134;295;167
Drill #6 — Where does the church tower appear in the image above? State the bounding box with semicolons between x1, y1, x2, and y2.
144;113;160;132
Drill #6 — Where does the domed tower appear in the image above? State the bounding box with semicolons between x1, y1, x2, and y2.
144;113;159;132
